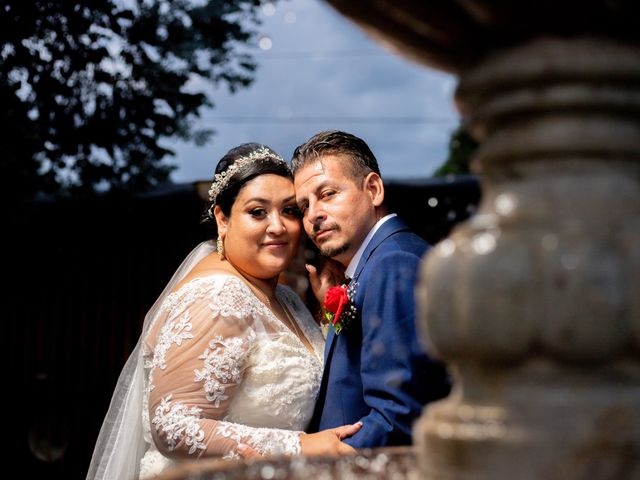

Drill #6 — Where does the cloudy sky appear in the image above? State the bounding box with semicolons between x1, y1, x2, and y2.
166;0;460;183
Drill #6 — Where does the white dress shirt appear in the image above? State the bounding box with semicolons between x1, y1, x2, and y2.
344;213;397;279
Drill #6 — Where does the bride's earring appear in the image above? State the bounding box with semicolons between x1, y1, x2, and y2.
217;236;225;259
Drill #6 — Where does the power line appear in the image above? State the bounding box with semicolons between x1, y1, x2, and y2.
256;49;388;60
200;116;458;125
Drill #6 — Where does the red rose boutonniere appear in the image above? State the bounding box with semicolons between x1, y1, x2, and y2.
322;282;357;335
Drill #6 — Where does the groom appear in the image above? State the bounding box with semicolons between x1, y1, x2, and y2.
293;130;450;447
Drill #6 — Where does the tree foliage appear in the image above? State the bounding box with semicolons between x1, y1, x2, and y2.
433;126;479;177
1;0;265;199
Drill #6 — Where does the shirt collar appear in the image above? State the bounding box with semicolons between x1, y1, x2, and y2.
345;213;397;279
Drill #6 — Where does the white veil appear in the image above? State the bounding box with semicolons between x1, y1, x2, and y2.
86;240;217;480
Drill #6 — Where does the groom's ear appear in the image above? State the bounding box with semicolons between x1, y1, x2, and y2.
363;172;384;207
213;205;229;236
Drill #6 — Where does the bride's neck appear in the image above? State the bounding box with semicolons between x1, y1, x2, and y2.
226;260;279;303
201;254;279;303
240;269;279;301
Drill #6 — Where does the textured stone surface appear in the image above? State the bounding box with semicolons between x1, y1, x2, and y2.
414;32;640;480
323;1;640;74
154;448;417;480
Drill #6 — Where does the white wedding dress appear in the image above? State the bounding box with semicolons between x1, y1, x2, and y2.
86;242;325;480
139;275;325;478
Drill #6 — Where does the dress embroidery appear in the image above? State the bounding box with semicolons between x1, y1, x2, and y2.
145;311;194;393
141;275;324;475
195;330;256;407
215;422;302;456
152;395;206;454
153;312;194;370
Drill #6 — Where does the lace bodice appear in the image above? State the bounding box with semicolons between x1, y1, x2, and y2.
138;275;324;478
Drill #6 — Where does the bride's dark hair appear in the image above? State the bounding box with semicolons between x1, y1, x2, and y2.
204;143;292;222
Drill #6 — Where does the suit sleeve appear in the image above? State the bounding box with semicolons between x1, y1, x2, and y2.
344;251;449;447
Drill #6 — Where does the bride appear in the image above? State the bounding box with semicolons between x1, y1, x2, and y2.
86;144;361;480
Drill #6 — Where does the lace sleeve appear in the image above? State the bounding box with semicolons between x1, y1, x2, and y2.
146;277;302;460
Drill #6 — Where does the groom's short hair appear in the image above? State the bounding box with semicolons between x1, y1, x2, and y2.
291;130;382;183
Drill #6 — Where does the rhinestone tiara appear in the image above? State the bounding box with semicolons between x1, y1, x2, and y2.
207;146;287;203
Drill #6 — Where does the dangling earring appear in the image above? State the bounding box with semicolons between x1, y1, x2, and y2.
217;236;225;259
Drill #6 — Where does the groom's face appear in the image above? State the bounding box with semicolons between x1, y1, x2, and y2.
294;155;378;266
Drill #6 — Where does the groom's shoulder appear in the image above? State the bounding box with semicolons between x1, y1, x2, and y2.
365;230;428;274
386;227;430;258
377;216;429;252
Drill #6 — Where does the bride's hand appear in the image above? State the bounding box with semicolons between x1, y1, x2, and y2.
306;258;346;305
300;422;362;456
236;423;363;459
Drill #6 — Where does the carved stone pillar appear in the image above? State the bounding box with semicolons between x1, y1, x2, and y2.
415;36;640;479
322;2;640;478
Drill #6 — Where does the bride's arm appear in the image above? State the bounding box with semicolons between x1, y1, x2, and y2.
146;278;302;459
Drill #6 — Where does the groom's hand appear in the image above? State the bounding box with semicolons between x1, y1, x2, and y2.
306;258;346;304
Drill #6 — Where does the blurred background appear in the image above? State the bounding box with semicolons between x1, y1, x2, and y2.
3;0;479;477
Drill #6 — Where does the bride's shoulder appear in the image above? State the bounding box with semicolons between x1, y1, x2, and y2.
161;274;252;319
171;253;246;294
172;270;246;296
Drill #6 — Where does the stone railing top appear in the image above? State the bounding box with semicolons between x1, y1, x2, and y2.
154;447;417;480
324;0;640;74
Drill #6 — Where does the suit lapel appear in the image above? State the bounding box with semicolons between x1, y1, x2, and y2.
352;216;410;282
324;324;336;362
309;322;337;431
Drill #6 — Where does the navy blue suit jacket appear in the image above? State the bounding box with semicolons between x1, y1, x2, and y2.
307;216;450;447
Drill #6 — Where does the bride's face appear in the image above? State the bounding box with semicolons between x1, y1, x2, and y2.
220;174;301;280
